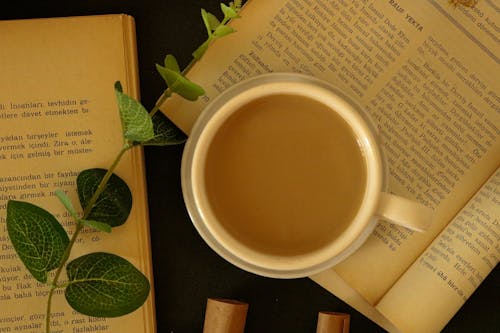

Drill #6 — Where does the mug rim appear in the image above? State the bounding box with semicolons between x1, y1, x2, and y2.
181;73;386;278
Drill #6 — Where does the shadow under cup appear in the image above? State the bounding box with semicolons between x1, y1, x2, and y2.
182;73;386;278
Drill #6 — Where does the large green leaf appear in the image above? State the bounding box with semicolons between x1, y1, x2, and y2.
142;112;187;146
114;82;155;142
65;252;150;317
6;201;69;283
77;169;132;227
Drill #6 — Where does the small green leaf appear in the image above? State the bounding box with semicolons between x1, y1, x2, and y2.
204;9;221;31
142;112;187;146
114;81;155;142
65;252;150;317
80;220;112;233
201;9;214;35
231;0;243;11
55;189;77;217
6;201;69;283
192;40;210;60
77;169;132;227
163;54;180;73
221;3;240;19
156;65;205;101
213;25;235;38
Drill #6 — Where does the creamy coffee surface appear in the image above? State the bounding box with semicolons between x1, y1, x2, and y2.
204;94;367;256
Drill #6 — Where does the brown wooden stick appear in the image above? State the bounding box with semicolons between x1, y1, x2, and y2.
202;298;249;333
316;312;350;333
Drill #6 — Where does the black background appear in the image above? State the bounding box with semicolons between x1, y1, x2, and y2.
1;1;499;332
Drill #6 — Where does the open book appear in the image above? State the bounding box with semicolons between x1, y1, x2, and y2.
159;1;499;332
0;15;156;332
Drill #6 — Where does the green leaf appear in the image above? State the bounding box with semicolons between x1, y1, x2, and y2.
77;169;132;227
203;9;221;31
65;252;150;317
221;3;240;19
156;65;205;101
201;9;214;35
213;25;235;38
142;112;187;146
192;39;210;60
163;54;180;73
6;201;69;283
55;189;77;217
114;81;155;142
231;0;243;11
80;220;112;233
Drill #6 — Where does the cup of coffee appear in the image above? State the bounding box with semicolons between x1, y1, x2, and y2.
181;73;432;278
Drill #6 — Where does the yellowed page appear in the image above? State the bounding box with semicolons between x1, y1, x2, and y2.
314;169;500;333
0;15;155;332
376;168;499;333
312;270;402;333
330;0;499;304
161;0;499;306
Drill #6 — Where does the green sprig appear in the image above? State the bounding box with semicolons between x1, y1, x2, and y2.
193;1;242;60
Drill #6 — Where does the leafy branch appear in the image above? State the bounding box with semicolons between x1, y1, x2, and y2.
150;0;242;118
5;2;242;333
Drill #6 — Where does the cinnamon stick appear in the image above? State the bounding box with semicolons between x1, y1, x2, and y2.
316;312;350;333
202;298;249;333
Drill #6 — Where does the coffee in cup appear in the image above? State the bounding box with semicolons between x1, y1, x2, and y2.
181;73;432;278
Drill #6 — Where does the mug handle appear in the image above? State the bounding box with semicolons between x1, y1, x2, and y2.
376;192;433;232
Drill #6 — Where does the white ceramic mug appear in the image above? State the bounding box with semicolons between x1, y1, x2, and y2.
181;73;432;278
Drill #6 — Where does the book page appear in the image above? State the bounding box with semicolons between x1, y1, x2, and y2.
331;0;499;304
311;270;402;333
0;15;155;333
160;0;499;305
376;168;499;333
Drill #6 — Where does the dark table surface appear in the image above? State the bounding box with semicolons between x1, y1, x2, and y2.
2;1;499;332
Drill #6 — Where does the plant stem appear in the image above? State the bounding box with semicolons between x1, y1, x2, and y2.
45;282;55;332
181;58;198;76
82;144;131;217
46;223;83;333
45;143;131;333
148;89;172;118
